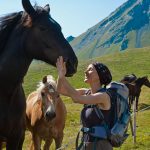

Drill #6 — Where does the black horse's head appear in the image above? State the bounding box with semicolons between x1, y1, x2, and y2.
22;0;78;77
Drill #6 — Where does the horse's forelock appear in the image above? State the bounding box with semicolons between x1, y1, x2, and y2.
36;75;56;92
37;81;45;92
21;12;32;27
21;4;50;28
46;75;56;88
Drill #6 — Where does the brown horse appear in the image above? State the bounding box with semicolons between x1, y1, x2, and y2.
26;75;67;150
125;76;150;110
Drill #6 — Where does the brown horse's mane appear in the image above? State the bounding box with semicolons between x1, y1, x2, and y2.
0;12;22;55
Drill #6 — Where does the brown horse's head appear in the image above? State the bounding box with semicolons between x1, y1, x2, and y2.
37;75;59;122
22;0;78;77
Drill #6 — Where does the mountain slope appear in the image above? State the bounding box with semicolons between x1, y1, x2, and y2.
70;0;150;59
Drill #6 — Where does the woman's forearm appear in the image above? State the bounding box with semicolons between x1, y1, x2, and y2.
57;76;80;100
57;77;94;104
56;77;70;96
57;76;109;105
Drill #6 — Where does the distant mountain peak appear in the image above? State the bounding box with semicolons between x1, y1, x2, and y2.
66;36;75;42
70;0;150;60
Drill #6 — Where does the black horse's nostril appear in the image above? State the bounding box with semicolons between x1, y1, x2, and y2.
63;57;68;63
65;60;74;77
63;57;78;77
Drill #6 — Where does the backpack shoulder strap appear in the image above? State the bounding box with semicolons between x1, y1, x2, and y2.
94;106;110;138
96;87;118;128
94;105;105;120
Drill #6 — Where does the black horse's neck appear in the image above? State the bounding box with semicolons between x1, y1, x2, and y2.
0;25;32;93
0;12;23;56
135;78;145;88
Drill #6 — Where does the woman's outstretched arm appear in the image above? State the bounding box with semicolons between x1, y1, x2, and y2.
56;56;80;97
56;56;110;107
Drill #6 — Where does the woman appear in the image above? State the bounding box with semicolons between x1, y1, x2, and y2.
56;56;113;150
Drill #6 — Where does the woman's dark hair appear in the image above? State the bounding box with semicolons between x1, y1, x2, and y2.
93;62;112;87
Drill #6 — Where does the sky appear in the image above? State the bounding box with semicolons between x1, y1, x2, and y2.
0;0;127;37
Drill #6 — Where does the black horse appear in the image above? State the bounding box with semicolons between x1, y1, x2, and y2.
120;73;137;84
0;0;78;149
125;76;150;110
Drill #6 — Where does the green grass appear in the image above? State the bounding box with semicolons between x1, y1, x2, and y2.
3;47;149;150
141;26;150;48
127;31;136;48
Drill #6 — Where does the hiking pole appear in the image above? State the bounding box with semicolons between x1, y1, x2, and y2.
133;100;136;144
129;118;134;136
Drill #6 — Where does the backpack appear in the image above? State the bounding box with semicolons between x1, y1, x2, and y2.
76;81;130;149
96;81;131;147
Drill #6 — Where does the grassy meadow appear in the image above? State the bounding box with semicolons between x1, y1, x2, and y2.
19;47;150;150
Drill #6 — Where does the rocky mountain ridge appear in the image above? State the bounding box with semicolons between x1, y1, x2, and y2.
70;0;150;59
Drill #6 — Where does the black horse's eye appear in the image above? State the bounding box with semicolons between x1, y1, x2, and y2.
39;26;48;31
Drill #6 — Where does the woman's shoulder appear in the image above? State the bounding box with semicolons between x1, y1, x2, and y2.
95;89;111;110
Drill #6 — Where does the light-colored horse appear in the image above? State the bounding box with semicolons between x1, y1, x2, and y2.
26;75;67;150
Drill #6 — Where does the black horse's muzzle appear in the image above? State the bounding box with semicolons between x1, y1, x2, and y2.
64;57;78;77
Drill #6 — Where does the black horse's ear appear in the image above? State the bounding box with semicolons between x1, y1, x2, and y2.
22;0;36;17
44;4;50;13
42;76;47;84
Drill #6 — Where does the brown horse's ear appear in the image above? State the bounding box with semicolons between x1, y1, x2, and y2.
31;99;42;126
44;4;50;13
42;76;47;84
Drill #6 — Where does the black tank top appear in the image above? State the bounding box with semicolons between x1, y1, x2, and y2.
80;88;114;142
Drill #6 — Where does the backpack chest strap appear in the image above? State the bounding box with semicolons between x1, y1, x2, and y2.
81;126;108;139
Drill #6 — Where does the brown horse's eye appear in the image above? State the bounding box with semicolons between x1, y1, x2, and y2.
41;92;45;97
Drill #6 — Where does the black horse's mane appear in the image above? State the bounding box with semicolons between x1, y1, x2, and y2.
0;12;22;55
135;76;147;85
0;5;49;56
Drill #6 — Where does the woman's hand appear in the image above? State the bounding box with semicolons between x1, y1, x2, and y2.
56;56;66;78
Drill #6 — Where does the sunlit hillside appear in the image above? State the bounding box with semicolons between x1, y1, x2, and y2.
21;47;150;150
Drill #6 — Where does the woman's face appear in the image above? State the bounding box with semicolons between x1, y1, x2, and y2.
84;64;100;84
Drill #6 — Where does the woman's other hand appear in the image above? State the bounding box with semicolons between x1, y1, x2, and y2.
56;56;66;78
